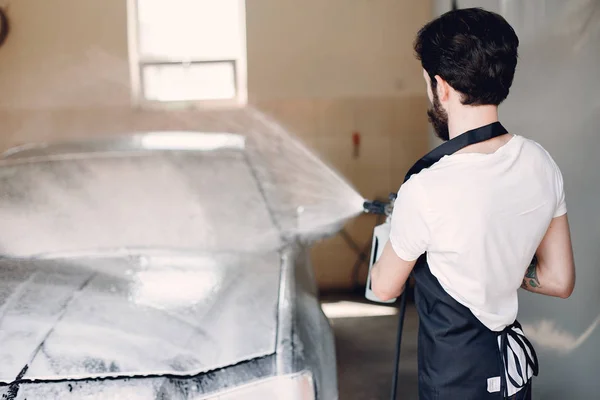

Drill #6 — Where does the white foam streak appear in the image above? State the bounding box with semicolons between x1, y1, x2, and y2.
521;314;600;354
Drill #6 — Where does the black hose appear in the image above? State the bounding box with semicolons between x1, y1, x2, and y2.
390;281;408;400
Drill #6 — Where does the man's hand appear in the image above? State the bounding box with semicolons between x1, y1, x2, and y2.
370;241;418;301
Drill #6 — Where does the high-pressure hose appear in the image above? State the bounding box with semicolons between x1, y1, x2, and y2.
363;192;406;400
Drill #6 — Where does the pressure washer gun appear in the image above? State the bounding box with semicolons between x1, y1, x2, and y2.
363;192;398;304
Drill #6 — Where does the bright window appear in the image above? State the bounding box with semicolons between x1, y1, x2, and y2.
128;0;247;106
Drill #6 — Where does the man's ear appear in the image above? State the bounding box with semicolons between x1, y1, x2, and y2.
434;75;450;102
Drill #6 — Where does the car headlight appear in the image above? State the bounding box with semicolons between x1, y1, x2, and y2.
195;371;315;400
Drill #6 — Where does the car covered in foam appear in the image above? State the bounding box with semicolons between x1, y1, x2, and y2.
0;131;353;399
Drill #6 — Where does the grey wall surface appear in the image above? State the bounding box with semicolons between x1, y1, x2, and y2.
432;1;600;398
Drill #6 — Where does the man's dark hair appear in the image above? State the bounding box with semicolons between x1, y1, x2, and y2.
414;7;519;106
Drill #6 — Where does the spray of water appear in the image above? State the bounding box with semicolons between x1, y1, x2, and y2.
0;47;365;257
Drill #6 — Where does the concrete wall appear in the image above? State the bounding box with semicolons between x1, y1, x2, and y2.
246;0;428;100
435;1;599;398
0;0;432;290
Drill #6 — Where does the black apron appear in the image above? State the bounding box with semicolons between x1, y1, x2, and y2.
403;122;539;399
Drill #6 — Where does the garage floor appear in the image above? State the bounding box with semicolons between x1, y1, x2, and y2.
322;294;420;400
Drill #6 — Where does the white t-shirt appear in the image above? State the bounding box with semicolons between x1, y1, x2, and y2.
390;134;567;332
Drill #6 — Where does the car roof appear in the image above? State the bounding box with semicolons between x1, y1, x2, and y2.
1;131;246;161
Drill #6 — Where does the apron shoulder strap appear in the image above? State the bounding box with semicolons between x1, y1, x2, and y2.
404;121;508;182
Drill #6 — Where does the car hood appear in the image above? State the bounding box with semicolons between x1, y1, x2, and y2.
0;251;281;383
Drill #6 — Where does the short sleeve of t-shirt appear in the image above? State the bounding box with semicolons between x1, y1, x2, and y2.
552;159;567;218
389;177;430;261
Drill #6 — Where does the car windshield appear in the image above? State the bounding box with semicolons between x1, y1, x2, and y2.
0;147;285;257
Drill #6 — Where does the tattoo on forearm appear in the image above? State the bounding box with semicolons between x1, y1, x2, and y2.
522;256;541;289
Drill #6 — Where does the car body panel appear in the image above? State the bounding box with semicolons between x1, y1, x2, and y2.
0;356;278;399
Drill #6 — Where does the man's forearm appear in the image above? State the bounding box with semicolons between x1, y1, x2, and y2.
520;256;544;294
371;262;406;301
520;255;573;298
370;241;414;301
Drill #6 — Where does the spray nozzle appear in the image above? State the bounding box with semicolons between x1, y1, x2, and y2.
363;192;397;216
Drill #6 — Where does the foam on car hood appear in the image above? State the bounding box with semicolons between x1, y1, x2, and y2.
0;252;281;383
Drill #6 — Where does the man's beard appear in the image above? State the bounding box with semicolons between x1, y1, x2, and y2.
427;92;450;141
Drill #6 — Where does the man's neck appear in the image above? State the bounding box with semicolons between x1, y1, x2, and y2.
448;105;499;140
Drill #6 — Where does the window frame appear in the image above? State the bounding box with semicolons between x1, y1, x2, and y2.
127;0;248;109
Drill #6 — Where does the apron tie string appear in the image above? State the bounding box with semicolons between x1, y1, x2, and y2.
498;322;539;397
